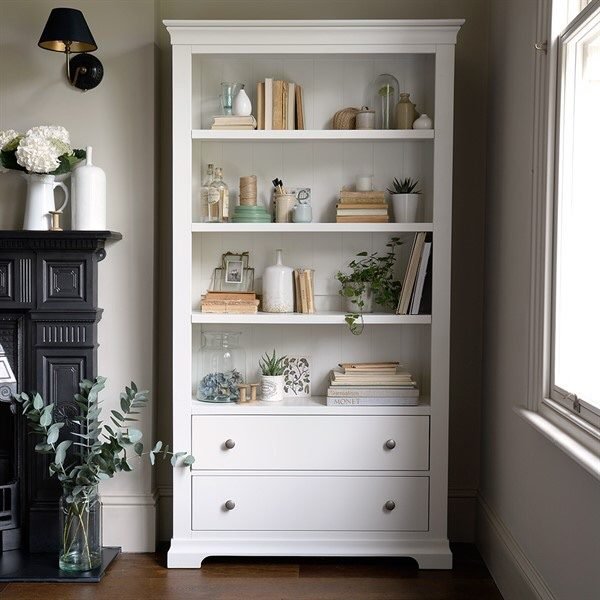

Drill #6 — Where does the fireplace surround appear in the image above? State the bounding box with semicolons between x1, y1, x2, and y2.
0;231;120;557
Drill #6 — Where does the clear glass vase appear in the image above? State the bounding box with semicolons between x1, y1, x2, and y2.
197;332;246;402
59;487;102;572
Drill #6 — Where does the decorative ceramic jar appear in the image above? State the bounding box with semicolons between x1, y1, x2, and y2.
371;74;399;129
355;175;373;192
413;114;433;129
292;202;312;223
391;194;420;222
262;249;294;313
22;173;69;230
355;107;375;129
396;93;417;129
59;487;102;572
197;332;246;402
71;146;106;230
261;375;285;402
232;86;252;116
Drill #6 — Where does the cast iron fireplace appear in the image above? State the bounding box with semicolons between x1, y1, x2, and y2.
0;231;120;556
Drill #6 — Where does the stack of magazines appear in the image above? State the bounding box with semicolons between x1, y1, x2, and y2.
326;362;419;406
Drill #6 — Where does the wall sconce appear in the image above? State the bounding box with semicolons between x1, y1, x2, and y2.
38;7;104;91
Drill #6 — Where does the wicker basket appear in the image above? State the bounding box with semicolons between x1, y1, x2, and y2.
332;107;360;130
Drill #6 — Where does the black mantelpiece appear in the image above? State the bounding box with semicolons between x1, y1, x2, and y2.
0;231;121;553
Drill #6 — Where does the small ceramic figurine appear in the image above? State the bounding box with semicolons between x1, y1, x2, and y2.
233;87;252;116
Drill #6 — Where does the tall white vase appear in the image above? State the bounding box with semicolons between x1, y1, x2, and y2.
262;249;294;313
71;146;106;230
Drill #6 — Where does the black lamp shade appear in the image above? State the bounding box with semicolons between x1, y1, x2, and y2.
38;8;97;53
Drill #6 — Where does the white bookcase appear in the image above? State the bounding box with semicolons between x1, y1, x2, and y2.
165;19;462;569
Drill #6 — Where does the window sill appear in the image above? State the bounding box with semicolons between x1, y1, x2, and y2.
515;406;600;481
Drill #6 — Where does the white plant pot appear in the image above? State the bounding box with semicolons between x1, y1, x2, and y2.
345;286;373;313
261;375;285;402
391;193;420;223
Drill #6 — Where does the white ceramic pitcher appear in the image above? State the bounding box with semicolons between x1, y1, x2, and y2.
22;173;69;231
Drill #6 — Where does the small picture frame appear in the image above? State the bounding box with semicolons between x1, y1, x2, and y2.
225;259;244;284
221;252;250;271
211;267;255;292
282;356;311;397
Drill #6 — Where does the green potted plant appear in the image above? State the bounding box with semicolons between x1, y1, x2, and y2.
13;377;194;573
259;349;287;402
387;177;421;223
335;237;402;334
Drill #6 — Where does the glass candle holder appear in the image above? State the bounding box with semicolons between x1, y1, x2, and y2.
372;74;400;129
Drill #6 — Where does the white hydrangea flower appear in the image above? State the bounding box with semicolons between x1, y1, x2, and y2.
26;125;70;146
15;135;61;174
0;129;20;151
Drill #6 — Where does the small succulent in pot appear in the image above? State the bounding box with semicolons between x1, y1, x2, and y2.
259;349;287;402
387;177;422;223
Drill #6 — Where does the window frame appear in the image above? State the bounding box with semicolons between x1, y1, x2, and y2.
521;0;600;476
549;0;600;426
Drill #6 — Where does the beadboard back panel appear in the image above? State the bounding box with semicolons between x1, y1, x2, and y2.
192;54;435;131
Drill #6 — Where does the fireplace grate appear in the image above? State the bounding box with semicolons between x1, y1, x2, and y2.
0;481;17;530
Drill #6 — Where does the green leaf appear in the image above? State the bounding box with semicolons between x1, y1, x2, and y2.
111;410;124;422
39;410;52;427
33;394;44;410
152;441;162;453
182;455;195;466
126;428;143;444
134;442;144;456
149;452;155;466
55;440;72;465
47;425;60;445
170;451;185;466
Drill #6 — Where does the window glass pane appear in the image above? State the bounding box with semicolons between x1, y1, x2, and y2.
554;9;600;411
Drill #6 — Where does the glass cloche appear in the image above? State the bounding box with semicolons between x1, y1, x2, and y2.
371;73;400;129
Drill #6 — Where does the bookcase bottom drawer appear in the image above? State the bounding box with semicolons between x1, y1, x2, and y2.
191;475;429;532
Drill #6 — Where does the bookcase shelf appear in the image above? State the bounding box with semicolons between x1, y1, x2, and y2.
167;18;461;571
191;311;431;325
192;129;435;141
190;395;432;416
191;222;433;233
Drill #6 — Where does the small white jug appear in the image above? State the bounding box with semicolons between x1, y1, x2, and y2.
22;173;69;231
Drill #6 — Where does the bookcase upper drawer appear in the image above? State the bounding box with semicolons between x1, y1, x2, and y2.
191;415;429;471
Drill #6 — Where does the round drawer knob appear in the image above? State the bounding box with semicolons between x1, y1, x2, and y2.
224;439;236;449
385;500;396;511
385;439;396;449
225;500;236;511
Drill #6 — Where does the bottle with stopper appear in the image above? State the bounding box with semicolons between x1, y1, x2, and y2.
208;167;229;223
200;163;214;222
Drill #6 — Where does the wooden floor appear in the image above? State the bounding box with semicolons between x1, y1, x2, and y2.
0;544;502;600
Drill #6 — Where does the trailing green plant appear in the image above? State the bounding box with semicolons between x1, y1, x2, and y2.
335;237;402;335
387;177;421;195
259;349;287;376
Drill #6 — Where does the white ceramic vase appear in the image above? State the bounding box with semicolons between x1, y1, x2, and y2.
261;375;285;402
22;173;69;231
71;146;106;230
412;114;433;129
262;249;294;313
345;286;374;313
392;193;420;223
232;88;252;116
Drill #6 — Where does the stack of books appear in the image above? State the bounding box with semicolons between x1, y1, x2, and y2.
256;79;305;130
336;190;389;223
201;291;259;314
326;362;419;406
396;232;432;315
294;269;315;314
211;115;257;130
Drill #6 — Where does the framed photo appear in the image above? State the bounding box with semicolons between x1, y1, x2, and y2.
221;252;250;271
211;267;255;292
290;187;311;204
225;259;244;284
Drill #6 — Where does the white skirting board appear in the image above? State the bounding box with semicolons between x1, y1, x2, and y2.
102;493;158;552
477;494;555;600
